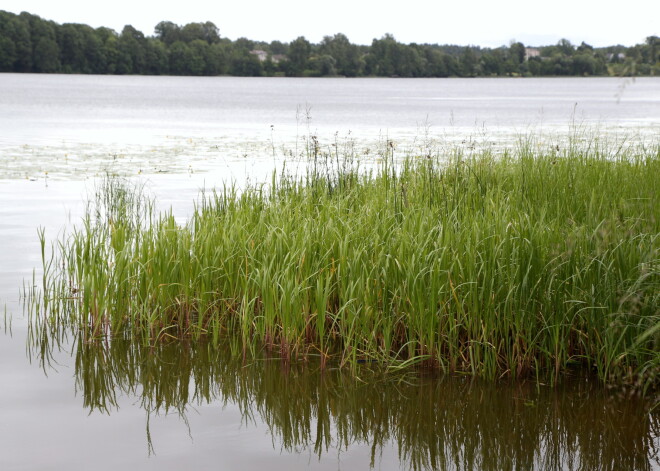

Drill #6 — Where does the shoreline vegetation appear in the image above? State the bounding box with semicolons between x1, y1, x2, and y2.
1;10;658;77
29;134;659;395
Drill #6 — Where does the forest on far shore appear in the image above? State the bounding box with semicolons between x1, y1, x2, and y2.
1;10;658;77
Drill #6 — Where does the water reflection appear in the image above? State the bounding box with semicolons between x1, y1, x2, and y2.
31;331;659;471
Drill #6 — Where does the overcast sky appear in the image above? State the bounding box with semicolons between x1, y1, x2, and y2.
2;0;658;47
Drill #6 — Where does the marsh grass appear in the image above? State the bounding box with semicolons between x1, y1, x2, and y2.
29;136;660;392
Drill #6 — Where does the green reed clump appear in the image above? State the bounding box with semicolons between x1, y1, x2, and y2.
32;140;660;391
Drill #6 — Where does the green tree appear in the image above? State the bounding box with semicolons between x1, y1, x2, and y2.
557;38;575;56
180;22;204;43
95;27;117;44
367;35;425;77
4;15;32;71
527;56;542;76
82;26;105;73
287;36;311;76
319;33;361;76
32;36;60;72
168;40;193;74
459;47;478;76
200;22;220;44
442;54;460;76
144;38;169;74
309;54;337;76
154;21;180;45
577;41;593;53
424;48;449;77
58;23;102;73
640;36;658;64
366;34;399;76
188;39;209;75
59;24;85;72
262;56;278;76
269;40;287;55
206;41;231;75
480;48;504;76
102;34;120;73
21;12;59;72
572;53;596;75
117;25;146;74
229;47;263;76
0;36;16;71
509;41;525;64
400;45;426;77
233;37;255;51
180;21;219;44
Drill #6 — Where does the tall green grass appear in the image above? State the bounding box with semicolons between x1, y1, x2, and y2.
30;138;660;391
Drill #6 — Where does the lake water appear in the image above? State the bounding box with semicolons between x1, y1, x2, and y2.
1;74;658;180
0;74;658;470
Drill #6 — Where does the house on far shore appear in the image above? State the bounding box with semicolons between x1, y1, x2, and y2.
606;52;626;61
250;50;287;64
525;48;541;61
250;50;269;62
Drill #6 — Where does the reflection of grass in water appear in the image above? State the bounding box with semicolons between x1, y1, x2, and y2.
28;135;659;392
33;334;660;470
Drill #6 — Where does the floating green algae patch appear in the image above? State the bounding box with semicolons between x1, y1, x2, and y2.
30;140;660;391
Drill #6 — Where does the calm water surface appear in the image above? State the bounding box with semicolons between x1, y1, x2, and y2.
0;74;658;179
0;75;658;470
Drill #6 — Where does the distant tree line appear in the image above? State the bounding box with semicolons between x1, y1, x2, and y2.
0;10;658;77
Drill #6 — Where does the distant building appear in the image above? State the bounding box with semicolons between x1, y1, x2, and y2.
249;50;269;62
249;50;287;64
606;52;626;61
525;48;541;61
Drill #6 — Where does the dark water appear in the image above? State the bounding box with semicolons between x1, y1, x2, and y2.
25;330;660;471
1;75;659;470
